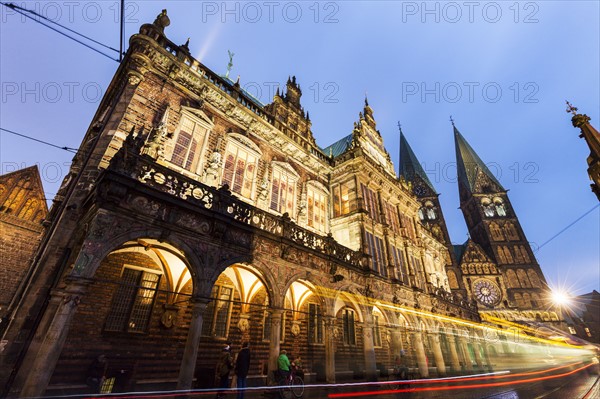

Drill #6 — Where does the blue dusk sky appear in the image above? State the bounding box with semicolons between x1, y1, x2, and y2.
1;1;598;296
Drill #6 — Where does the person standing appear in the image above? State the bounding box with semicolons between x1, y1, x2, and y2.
234;342;251;399
215;342;233;399
86;354;108;393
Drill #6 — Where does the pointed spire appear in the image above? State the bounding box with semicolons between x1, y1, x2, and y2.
398;126;436;192
453;125;504;194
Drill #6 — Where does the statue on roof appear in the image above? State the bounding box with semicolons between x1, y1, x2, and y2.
225;50;234;79
153;9;170;32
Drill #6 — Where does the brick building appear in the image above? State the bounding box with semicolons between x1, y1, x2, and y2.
1;11;562;397
0;166;47;332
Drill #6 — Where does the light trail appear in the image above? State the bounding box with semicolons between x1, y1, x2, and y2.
328;362;596;398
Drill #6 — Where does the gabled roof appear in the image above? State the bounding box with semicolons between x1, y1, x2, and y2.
454;126;505;193
321;134;353;158
399;131;436;192
0;165;48;224
453;244;466;263
460;238;494;264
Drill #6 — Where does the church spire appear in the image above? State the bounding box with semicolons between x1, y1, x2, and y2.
398;126;435;193
454;125;504;196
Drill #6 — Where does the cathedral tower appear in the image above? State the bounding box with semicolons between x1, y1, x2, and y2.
454;125;548;313
398;130;467;297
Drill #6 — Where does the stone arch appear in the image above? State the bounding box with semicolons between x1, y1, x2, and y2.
235;259;281;307
333;287;364;323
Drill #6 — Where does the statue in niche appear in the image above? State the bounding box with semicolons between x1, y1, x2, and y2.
203;151;221;186
141;106;171;160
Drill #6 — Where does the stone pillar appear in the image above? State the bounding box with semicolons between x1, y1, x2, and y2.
482;344;493;372
20;282;88;397
324;316;336;383
391;330;403;358
446;335;461;373
429;334;446;377
268;309;284;380
412;332;429;378
177;298;209;390
459;337;473;372
473;342;484;370
362;311;378;380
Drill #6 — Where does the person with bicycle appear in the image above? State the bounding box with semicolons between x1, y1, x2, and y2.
277;350;291;382
393;350;409;381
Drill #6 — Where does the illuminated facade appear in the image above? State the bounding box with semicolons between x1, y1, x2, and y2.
1;11;560;397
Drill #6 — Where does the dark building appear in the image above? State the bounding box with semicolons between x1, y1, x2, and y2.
0;166;48;330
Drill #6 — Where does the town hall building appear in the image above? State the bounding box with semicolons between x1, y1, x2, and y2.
0;10;569;397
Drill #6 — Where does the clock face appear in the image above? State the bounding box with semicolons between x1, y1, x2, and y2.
472;279;501;307
414;185;427;196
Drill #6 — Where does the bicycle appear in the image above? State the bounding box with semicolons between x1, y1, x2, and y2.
277;368;304;399
387;366;409;390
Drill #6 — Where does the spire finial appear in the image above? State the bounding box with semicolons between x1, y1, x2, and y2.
450;115;455;127
365;93;369;106
566;100;579;116
397;121;403;134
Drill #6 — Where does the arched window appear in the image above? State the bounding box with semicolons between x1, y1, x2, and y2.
522;293;531;308
502;247;513;263
308;303;324;344
493;197;507;217
202;284;234;338
342;308;356;345
506;269;520;288
489;222;504;241
105;266;162;333
372;310;383;347
520;246;531;263
517;269;531;288
527;270;542;288
504;222;519;241
513;293;524;308
481;198;495;217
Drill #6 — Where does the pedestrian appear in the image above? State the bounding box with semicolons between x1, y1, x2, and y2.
234;342;251;399
86;354;108;393
215;342;233;399
291;355;304;380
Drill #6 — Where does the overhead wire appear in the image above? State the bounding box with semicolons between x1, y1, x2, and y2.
1;2;121;62
0;127;78;153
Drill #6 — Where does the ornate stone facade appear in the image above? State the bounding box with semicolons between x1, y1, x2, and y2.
0;11;562;397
